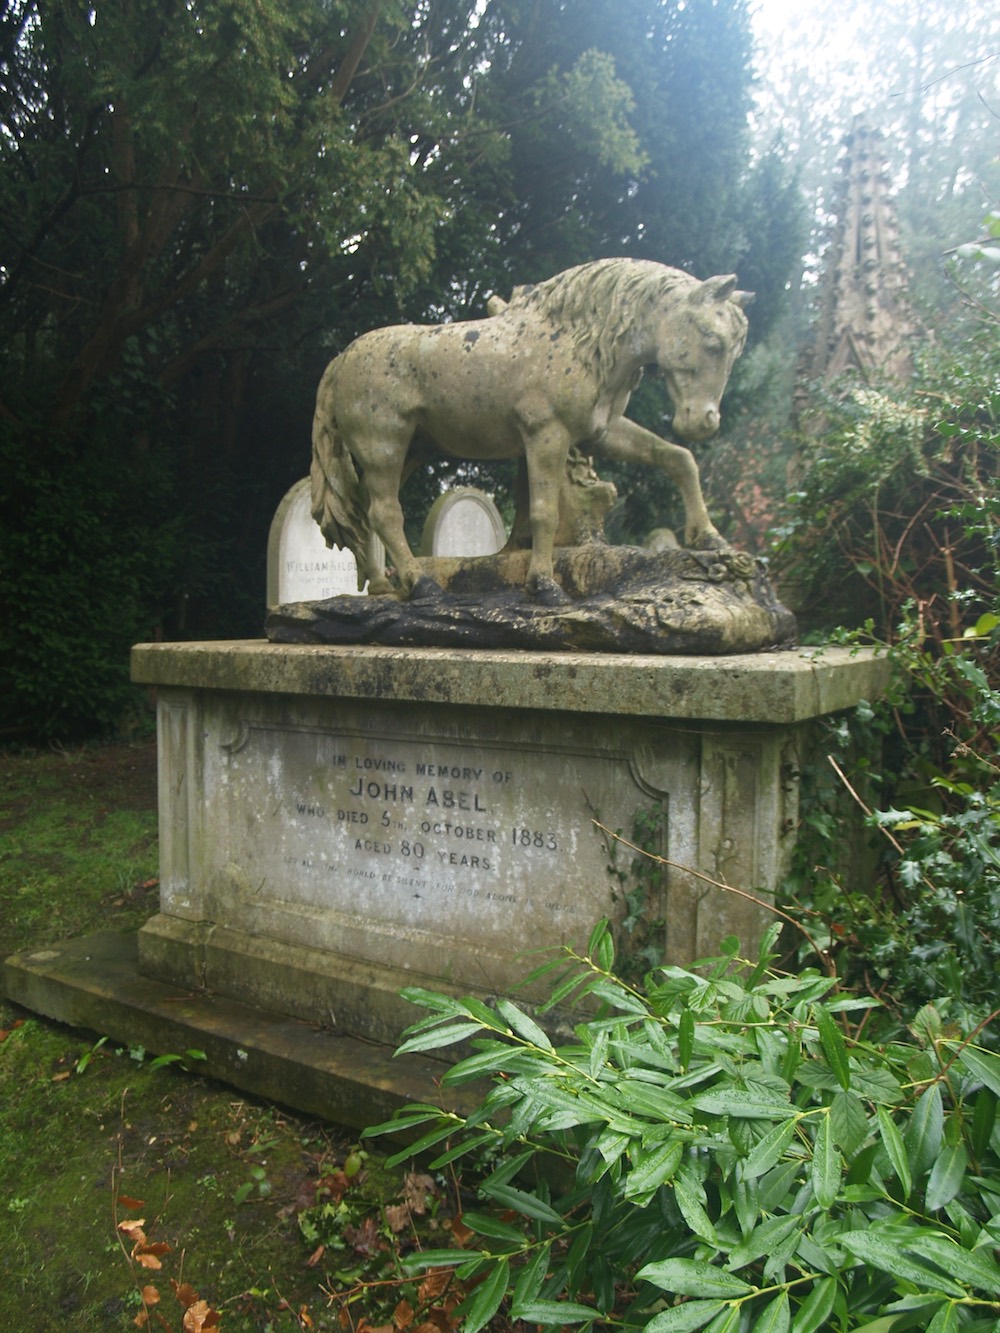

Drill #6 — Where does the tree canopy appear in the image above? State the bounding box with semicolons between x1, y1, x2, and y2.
0;0;802;737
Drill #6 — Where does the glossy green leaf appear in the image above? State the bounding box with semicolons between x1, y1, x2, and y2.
925;1299;961;1332
396;1020;484;1054
383;1121;461;1167
741;1117;798;1179
496;998;553;1049
727;1214;800;1271
457;1257;510;1333
907;1233;1000;1294
510;1241;552;1313
811;1111;841;1211
814;1006;851;1091
512;1298;598;1324
461;1210;525;1244
679;1007;695;1071
905;1084;943;1178
790;1275;836;1332
363;1106;450;1138
750;1290;790;1333
402;1247;481;1272
624;1139;684;1203
691;1088;795;1120
954;1043;1000;1098
876;1104;912;1199
704;1306;742;1333
674;1170;719;1245
645;1302;728;1333
838;1231;965;1297
830;1089;868;1156
925;1141;968;1213
636;1259;753;1299
481;1182;563;1227
970;1088;997;1159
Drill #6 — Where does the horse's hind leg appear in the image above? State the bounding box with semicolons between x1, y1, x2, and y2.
523;423;573;602
596;417;727;550
361;444;423;596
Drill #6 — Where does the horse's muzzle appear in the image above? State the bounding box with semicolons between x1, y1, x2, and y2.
673;404;720;442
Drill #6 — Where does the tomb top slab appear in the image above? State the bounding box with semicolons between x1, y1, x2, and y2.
131;641;888;725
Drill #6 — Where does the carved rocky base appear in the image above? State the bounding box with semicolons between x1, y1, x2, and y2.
265;545;797;654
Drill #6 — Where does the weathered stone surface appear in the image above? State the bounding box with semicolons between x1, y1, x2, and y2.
131;641;890;725
124;642;890;1050
310;258;751;598
419;486;507;557
265;544;796;654
3;931;473;1129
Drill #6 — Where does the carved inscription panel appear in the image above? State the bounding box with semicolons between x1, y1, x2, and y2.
205;717;665;970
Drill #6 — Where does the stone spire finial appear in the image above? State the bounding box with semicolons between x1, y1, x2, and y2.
803;116;920;385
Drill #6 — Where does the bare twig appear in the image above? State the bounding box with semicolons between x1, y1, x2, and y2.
591;820;835;977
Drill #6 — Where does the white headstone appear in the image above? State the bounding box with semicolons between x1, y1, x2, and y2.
267;478;369;605
420;486;507;557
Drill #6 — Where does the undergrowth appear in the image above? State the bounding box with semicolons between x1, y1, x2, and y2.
369;920;1000;1333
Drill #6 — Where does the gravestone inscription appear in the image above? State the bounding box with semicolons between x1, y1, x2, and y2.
267;477;373;604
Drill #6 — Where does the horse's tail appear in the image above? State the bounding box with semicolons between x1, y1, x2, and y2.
310;363;371;591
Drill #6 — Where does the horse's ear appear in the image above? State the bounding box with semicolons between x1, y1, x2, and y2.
699;274;738;303
734;289;755;309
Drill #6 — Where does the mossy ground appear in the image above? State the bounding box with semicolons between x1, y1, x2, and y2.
0;745;467;1332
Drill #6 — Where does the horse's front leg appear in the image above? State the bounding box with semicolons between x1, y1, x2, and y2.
523;423;573;603
596;417;728;550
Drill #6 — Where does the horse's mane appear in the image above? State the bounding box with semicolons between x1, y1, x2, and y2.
501;258;698;375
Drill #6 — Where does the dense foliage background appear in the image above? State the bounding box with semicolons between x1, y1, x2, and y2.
0;0;803;738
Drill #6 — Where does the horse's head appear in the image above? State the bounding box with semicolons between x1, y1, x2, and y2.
656;275;751;442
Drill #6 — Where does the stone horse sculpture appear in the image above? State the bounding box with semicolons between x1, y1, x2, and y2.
310;257;751;602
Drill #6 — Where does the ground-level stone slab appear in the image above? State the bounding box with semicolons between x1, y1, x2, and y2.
3;931;469;1130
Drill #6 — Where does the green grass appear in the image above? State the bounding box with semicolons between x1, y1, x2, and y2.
0;744;445;1332
0;743;159;952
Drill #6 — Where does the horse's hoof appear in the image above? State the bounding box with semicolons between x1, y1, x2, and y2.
408;574;444;601
529;577;571;607
689;532;731;553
